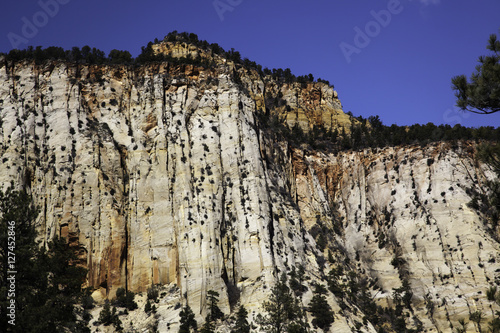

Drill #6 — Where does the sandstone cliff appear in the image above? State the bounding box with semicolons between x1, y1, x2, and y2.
0;41;498;332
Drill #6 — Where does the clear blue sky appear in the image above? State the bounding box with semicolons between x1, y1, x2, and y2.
1;0;499;128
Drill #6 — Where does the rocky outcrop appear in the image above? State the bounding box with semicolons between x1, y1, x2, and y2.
0;57;347;328
0;45;498;332
152;40;351;132
296;142;500;332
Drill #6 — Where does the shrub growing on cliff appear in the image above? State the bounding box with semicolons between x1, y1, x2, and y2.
470;311;485;332
98;300;113;325
145;299;155;314
98;301;123;331
489;317;500;333
478;143;500;176
147;284;160;302
487;285;499;302
115;287;138;310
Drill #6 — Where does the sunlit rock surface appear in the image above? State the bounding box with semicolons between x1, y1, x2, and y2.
0;47;498;332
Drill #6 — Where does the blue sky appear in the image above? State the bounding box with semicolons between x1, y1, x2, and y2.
1;0;499;128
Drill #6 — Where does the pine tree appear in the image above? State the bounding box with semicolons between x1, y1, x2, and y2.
0;188;40;332
0;187;89;333
256;273;308;333
179;305;197;333
206;290;224;321
98;300;114;326
112;306;123;332
232;305;250;333
289;266;306;297
200;315;216;333
199;290;224;332
108;49;132;64
452;29;500;114
97;301;122;331
308;284;334;332
478;143;500;176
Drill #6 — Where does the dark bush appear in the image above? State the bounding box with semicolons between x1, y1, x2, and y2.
115;287;138;310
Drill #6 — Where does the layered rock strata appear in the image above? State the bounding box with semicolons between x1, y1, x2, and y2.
0;52;498;332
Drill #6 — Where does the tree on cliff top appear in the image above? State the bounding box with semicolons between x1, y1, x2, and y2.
454;30;500;245
452;29;500;114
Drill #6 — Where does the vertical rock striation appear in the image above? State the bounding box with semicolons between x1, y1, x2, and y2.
0;46;498;332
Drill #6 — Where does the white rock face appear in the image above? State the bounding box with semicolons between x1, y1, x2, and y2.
296;143;500;332
0;58;498;332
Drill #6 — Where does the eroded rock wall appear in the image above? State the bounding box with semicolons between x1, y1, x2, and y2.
0;59;335;325
0;57;498;332
296;143;500;332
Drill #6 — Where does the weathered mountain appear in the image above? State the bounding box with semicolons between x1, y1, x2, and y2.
0;42;498;332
